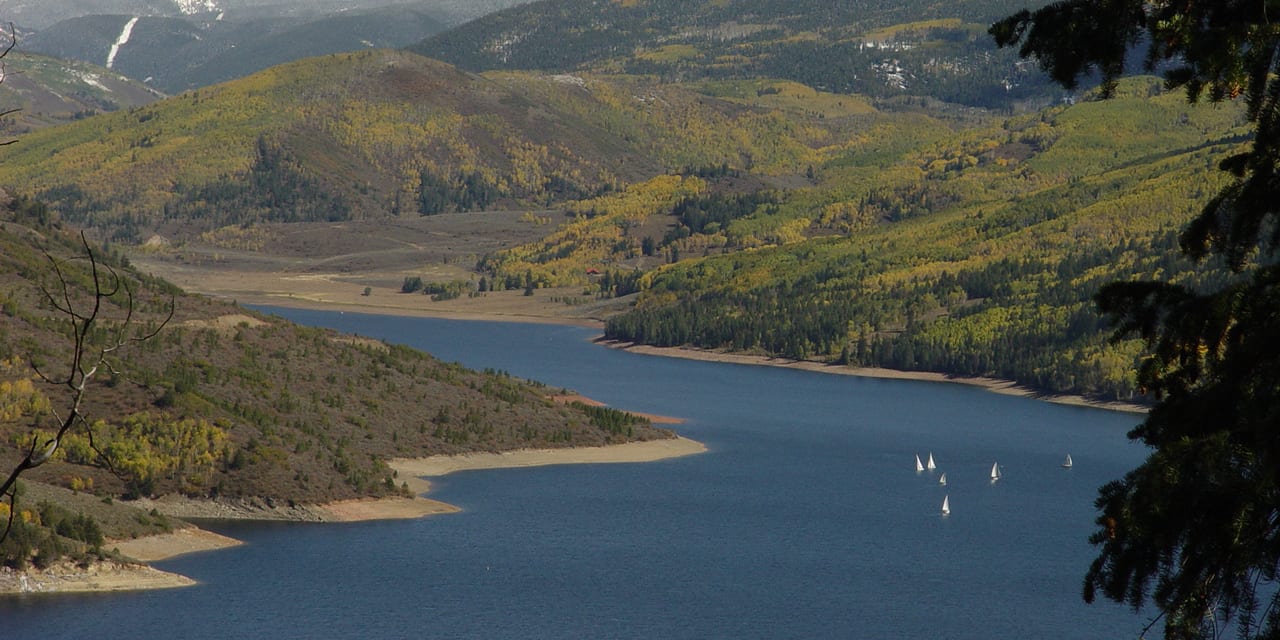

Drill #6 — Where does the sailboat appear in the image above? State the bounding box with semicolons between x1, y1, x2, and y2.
926;452;936;471
941;495;950;516
938;472;947;486
1062;454;1073;469
915;454;924;472
990;462;1001;482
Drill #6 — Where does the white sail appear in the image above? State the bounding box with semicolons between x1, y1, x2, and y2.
1063;454;1073;469
990;462;1001;481
915;454;924;472
938;472;947;486
941;495;950;515
926;453;936;471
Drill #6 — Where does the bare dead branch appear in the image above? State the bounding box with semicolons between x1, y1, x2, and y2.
0;489;15;543
0;23;20;150
1;231;172;544
84;421;121;478
0;22;15;60
40;252;79;319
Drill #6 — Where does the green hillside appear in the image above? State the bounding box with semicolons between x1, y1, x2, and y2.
0;194;673;567
0;49;849;242
0;45;1248;403
0;36;1250;405
487;78;1247;400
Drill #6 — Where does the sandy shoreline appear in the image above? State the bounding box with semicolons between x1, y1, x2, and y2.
389;436;708;481
320;496;461;521
227;291;608;329
0;436;707;596
549;393;685;424
127;437;705;529
0;560;196;594
110;527;245;563
604;341;1150;414
0;528;240;596
317;437;708;520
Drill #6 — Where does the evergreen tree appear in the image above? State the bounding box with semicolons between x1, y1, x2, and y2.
993;3;1280;637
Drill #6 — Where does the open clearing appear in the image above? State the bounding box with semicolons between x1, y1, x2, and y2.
128;211;630;325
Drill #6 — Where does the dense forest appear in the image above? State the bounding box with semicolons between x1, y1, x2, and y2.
480;77;1247;401
603;230;1229;399
0;51;845;238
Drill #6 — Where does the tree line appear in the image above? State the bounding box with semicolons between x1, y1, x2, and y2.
606;229;1227;400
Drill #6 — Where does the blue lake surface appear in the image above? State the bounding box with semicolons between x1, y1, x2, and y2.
1;308;1152;638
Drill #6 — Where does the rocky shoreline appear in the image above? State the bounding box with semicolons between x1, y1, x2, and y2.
0;560;195;594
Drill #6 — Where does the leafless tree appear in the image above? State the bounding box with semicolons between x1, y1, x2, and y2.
0;233;172;542
0;21;172;549
0;22;20;146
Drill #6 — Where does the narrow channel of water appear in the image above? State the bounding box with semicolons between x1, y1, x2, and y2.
1;309;1150;639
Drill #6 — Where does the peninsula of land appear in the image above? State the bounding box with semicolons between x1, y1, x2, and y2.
1;436;706;595
21;245;1139;596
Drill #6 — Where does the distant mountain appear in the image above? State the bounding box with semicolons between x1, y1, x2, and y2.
413;0;1064;109
0;0;534;31
24;8;449;92
0;51;163;135
1;0;192;30
12;0;537;92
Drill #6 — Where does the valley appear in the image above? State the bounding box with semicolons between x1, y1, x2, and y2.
127;210;631;325
0;0;1271;634
1;45;1241;404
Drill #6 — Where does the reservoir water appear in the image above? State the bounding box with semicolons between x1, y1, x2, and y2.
1;308;1151;638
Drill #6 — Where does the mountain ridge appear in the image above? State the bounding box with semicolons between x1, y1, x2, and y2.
412;0;1063;109
0;0;533;30
24;7;450;93
0;49;836;240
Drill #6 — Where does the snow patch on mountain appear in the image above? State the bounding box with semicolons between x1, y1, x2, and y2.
106;17;140;70
70;69;110;93
174;0;220;15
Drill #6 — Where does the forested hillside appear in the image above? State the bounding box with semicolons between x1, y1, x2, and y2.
1;45;1248;403
414;0;1062;109
483;78;1246;401
0;49;838;242
0;193;672;566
